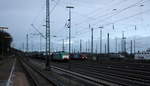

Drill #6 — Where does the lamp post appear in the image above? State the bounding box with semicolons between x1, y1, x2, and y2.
98;26;103;54
66;6;74;70
62;39;65;52
80;39;82;54
26;34;29;52
115;37;118;54
107;33;110;54
91;28;94;57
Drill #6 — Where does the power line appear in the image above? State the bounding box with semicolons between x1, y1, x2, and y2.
53;0;126;40
31;1;46;25
50;0;61;14
31;24;46;39
73;0;129;27
91;0;146;26
104;8;150;27
72;9;150;46
56;0;131;36
74;3;150;38
73;0;146;36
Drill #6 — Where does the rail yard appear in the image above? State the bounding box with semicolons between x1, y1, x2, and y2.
1;0;150;86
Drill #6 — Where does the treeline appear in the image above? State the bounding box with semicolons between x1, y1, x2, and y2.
0;31;12;55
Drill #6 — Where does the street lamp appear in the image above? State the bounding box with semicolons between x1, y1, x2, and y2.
98;26;103;54
66;6;74;70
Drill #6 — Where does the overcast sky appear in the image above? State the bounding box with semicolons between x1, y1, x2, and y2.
0;0;150;52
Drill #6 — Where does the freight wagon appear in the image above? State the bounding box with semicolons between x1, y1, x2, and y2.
70;53;87;60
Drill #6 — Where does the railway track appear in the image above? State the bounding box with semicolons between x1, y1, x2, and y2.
30;59;113;86
52;66;113;86
51;60;150;86
72;65;150;85
71;61;150;78
29;58;150;85
80;60;150;71
19;59;57;86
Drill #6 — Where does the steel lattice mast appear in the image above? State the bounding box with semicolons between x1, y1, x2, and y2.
45;0;51;69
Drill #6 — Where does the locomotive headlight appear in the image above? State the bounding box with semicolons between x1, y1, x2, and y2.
63;55;69;59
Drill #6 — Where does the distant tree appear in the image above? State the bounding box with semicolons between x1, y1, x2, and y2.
0;31;12;55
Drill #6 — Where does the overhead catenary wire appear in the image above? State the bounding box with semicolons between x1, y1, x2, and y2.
54;0;132;35
91;0;146;26
52;0;129;40
29;0;150;52
74;0;146;35
31;24;46;39
74;8;150;39
74;0;149;37
73;0;130;27
30;0;65;40
50;0;61;14
74;0;128;19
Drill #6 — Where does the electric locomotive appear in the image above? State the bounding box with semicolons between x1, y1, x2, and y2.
51;51;69;61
